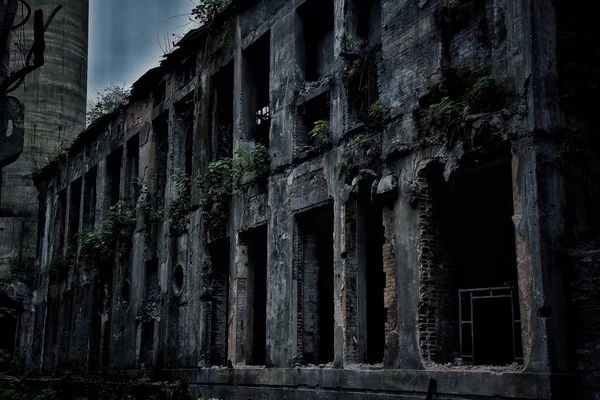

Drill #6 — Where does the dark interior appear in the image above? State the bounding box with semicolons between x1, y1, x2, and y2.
445;155;522;365
212;62;234;160
298;0;334;81
208;238;231;365
243;226;268;365
359;187;386;364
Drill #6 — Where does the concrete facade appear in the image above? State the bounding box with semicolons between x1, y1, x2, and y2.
19;0;599;398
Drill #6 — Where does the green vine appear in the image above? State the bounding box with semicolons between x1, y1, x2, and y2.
168;170;192;236
77;202;135;265
197;145;271;231
309;120;330;138
350;134;369;150
429;96;464;129
233;144;271;184
197;158;233;232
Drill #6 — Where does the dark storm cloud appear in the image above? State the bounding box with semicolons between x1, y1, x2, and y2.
88;0;197;96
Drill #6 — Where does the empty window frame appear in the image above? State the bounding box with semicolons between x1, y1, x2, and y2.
297;0;335;81
295;204;335;365
208;238;231;365
153;114;169;210
153;80;167;107
243;32;271;147
83;167;97;229
139;258;160;366
125;134;140;202
296;92;331;153
57;188;67;255
354;0;382;46
106;148;122;206
356;184;386;364
418;151;523;366
175;94;195;178
239;225;268;365
211;63;234;160
67;178;82;251
177;56;197;88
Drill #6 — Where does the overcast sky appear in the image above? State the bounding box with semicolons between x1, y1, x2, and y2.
88;0;199;98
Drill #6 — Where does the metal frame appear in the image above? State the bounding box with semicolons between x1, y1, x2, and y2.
458;286;522;365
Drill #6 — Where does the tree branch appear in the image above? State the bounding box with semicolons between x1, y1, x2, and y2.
0;5;62;94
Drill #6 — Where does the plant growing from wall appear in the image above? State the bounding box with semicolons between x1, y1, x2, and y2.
368;100;387;125
168;170;192;236
233;144;271;184
429;96;464;130
191;0;231;25
137;184;163;226
197;158;233;231
309;120;330;139
350;134;369;150
77;202;135;265
466;75;503;113
86;85;129;126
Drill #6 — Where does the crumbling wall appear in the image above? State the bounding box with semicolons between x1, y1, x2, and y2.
23;0;590;398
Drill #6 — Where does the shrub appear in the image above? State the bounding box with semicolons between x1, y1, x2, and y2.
430;97;463;128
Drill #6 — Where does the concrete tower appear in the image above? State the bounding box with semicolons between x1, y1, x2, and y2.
0;0;88;274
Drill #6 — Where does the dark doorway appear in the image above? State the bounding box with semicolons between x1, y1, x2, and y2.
208;238;231;365
296;205;335;364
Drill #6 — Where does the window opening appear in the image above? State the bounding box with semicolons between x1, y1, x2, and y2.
296;205;335;364
106;148;123;206
211;63;234;160
298;0;334;81
125;135;140;202
208;238;231;365
83;167;97;229
240;226;268;365
243;32;271;147
153;114;169;210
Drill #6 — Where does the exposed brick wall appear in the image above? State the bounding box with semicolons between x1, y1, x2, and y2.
301;231;320;363
342;201;359;363
211;272;228;365
417;166;457;364
382;207;397;337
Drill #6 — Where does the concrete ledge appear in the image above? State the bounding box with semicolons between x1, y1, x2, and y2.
106;367;560;399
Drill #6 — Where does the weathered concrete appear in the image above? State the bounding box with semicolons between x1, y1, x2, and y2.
23;0;599;398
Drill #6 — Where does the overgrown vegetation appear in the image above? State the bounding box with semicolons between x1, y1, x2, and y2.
197;158;233;232
87;85;130;126
426;74;504;133
350;134;369;150
430;97;463;128
309;120;330;138
368;100;386;124
192;0;231;24
77;202;135;265
136;182;163;225
233;144;270;183
168;170;192;236
197;144;271;231
467;75;504;113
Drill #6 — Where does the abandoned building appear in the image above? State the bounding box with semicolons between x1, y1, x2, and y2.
2;0;599;398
